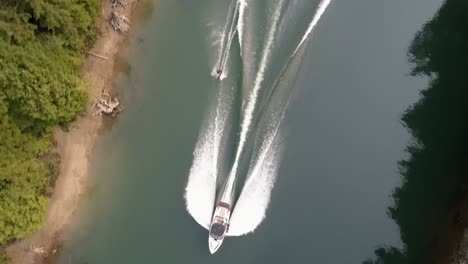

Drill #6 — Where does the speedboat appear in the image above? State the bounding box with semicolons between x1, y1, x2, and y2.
208;201;231;254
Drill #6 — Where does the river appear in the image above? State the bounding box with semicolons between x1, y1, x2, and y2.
57;0;443;263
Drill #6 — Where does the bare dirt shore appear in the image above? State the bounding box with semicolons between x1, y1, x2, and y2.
5;1;139;263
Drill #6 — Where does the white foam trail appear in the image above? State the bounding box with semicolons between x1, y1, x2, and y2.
185;88;232;229
211;0;238;79
228;129;282;236
228;84;292;235
185;122;217;229
237;0;248;49
292;0;331;56
224;0;285;192
219;2;239;75
217;2;231;66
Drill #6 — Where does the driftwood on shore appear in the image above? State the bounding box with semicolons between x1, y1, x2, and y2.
86;51;109;60
110;11;131;34
111;0;128;9
92;90;122;116
30;246;47;256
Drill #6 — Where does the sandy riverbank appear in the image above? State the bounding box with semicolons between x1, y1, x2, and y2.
5;1;140;263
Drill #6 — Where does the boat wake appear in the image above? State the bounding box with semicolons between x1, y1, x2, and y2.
237;0;248;50
212;0;240;80
185;84;235;229
186;0;331;237
293;0;332;56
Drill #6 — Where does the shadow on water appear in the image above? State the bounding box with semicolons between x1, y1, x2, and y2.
364;1;468;263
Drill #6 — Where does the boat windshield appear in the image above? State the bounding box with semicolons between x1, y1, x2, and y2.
209;222;226;240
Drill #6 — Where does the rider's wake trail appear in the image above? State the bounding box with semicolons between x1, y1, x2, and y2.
214;0;240;79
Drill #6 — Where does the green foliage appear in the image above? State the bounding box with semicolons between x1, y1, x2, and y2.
0;0;99;246
0;41;87;133
0;99;51;243
0;7;35;45
0;0;100;50
0;250;6;264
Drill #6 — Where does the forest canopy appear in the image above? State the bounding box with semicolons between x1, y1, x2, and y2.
364;0;468;263
0;0;99;246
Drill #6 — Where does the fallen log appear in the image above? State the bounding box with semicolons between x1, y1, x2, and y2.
86;51;109;60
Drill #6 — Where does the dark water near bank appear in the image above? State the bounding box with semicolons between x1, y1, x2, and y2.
58;0;446;263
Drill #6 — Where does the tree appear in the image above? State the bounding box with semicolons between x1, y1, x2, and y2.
0;0;99;246
365;0;468;263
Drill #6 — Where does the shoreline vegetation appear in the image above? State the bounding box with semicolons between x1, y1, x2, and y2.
364;1;468;263
0;0;139;263
0;0;99;253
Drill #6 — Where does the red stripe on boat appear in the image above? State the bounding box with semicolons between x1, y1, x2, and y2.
217;202;231;210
